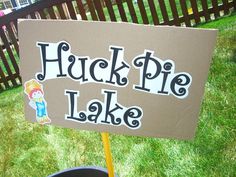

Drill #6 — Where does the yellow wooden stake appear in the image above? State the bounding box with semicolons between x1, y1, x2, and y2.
101;132;115;177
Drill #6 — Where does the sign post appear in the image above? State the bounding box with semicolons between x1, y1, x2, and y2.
101;132;115;177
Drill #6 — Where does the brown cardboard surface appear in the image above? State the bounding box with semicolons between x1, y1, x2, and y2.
19;19;217;139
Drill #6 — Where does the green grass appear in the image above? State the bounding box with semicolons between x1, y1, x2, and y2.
0;9;236;177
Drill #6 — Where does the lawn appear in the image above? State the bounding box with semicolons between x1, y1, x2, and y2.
0;10;236;177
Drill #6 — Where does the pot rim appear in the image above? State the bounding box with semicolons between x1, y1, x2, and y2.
48;166;118;177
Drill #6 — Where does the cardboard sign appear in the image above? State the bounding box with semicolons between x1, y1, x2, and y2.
19;20;217;139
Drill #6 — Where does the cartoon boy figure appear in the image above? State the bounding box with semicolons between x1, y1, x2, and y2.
24;79;51;125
